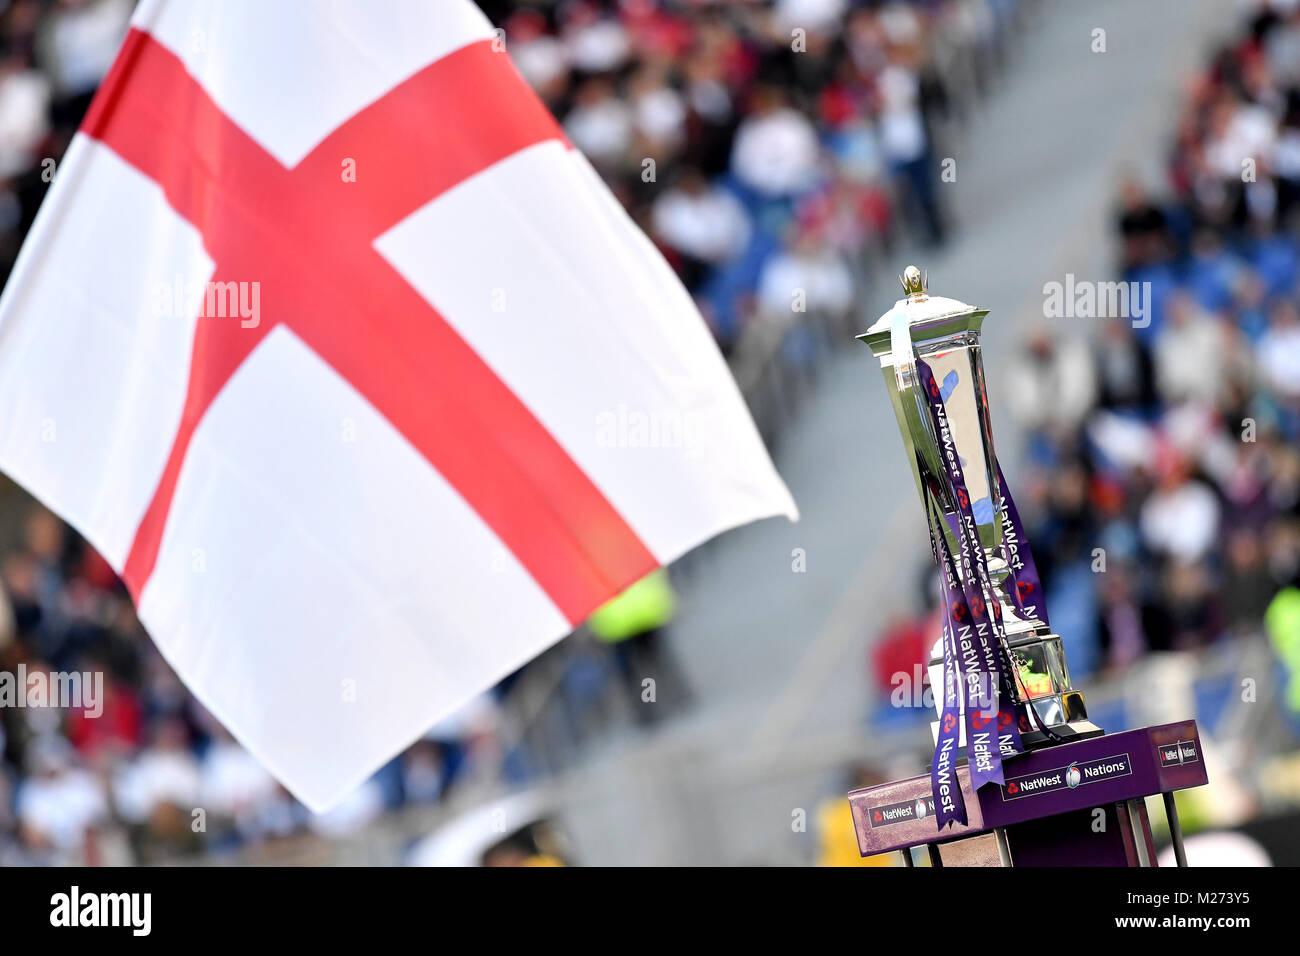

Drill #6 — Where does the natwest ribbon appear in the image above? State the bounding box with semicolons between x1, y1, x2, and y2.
926;509;969;830
995;462;1050;631
914;359;1024;792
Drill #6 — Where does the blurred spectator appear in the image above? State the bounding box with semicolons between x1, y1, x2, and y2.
730;84;821;198
1153;294;1230;405
1006;327;1098;434
652;167;752;281
14;735;106;863
878;43;945;245
1140;461;1220;562
0;44;50;179
1117;176;1172;272
399;739;447;805
198;728;278;842
756;225;854;327
112;717;200;828
35;0;131;122
565;76;635;170
588;569;686;723
1094;318;1158;413
1256;297;1300;399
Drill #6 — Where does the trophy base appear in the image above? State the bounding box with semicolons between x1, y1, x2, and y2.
849;720;1209;867
1017;719;1105;749
930;718;1105;750
1017;689;1103;748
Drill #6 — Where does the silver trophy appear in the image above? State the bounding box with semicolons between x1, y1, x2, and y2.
858;266;1101;747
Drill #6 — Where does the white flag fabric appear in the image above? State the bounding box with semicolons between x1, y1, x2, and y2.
0;0;796;810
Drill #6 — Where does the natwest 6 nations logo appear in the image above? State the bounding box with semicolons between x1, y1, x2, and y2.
1001;753;1132;801
868;795;938;828
1157;739;1199;768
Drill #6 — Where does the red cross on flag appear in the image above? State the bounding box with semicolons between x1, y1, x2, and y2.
0;0;796;810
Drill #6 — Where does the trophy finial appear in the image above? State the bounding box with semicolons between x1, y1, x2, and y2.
899;265;928;298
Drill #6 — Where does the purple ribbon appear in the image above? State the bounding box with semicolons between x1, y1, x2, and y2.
992;463;1066;740
995;463;1050;631
927;518;969;830
915;360;1023;787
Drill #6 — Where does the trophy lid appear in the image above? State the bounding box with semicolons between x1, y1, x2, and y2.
857;266;988;361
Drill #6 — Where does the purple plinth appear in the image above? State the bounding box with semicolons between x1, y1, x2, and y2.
848;720;1206;863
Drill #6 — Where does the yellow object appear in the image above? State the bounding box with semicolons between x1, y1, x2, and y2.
587;569;676;643
816;799;892;867
1265;586;1300;714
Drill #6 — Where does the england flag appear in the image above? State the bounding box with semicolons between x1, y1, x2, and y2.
0;0;795;810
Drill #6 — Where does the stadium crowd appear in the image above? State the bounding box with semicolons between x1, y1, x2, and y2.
867;1;1300;764
0;0;1026;864
985;1;1300;695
